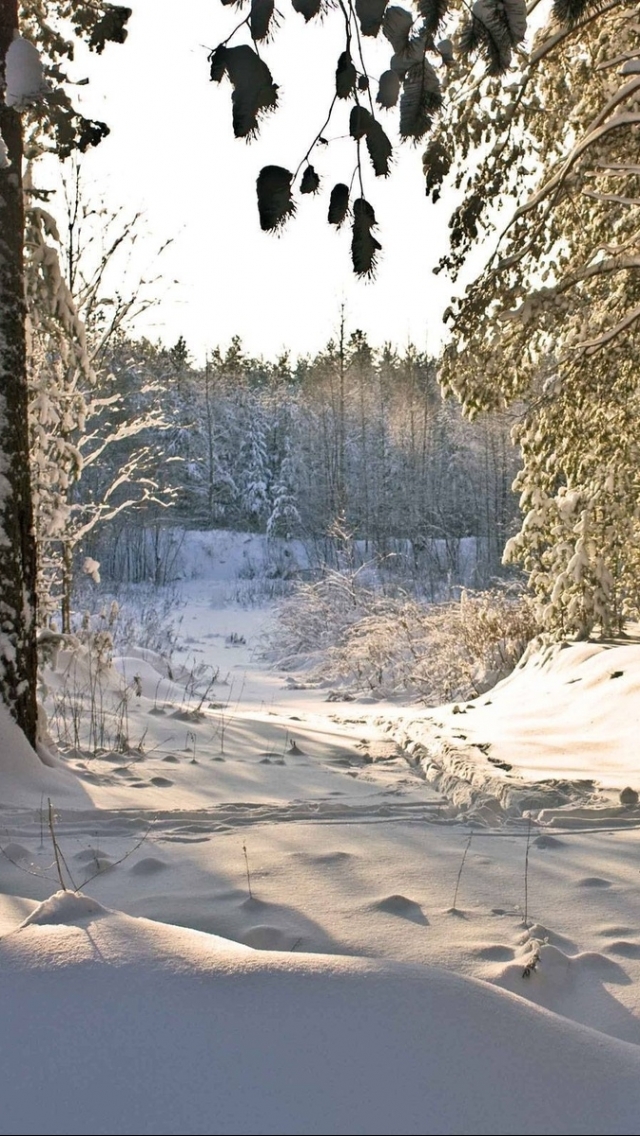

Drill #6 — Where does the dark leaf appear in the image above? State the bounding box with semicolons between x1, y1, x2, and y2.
300;165;321;194
366;118;393;176
209;46;229;83
459;15;484;55
382;6;413;52
459;0;525;76
336;51;357;98
87;5;131;54
358;74;370;91
292;0;323;18
328;183;350;227
399;60;442;140
390;32;428;78
552;0;596;23
351;198;381;277
422;137;452;201
417;0;448;36
250;0;275;40
377;69;401;108
355;0;389;36
224;45;278;138
502;0;527;44
257;166;296;231
350;104;373;139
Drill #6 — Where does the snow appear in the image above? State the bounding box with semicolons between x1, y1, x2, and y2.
389;633;640;809
1;889;639;1136
4;36;47;109
82;556;101;584
4;531;640;1133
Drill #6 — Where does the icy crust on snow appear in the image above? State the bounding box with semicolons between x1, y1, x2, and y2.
388;635;640;824
1;891;640;1136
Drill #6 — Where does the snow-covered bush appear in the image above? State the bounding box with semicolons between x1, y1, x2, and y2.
271;576;541;702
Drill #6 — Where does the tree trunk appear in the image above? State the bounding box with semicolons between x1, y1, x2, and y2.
0;2;38;745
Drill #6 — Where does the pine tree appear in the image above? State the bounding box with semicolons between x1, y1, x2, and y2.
267;439;301;540
239;398;271;529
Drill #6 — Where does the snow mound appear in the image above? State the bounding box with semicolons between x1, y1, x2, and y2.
20;890;108;928
0;703;90;807
1;895;640;1135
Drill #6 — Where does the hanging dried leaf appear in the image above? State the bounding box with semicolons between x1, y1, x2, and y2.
399;60;442;140
351;198;381;277
336;51;357;98
350;105;372;140
459;0;526;76
382;7;413;52
459;15;508;75
390;32;429;78
257;166;296;230
250;0;275;40
300;165;321;194
221;45;279;138
417;0;448;36
328;183;350;227
209;46;229;83
437;38;454;64
422;137;452;201
503;0;527;43
552;0;595;24
292;0;323;19
366;118;393;176
355;0;389;36
376;69;401;108
459;15;483;55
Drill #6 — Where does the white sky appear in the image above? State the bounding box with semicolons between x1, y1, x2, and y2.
68;0;467;362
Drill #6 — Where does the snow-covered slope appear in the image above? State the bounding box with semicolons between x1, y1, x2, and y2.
389;634;640;821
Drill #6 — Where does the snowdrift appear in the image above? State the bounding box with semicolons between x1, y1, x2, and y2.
1;891;639;1136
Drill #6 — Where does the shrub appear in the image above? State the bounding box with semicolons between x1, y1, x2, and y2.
271;574;541;703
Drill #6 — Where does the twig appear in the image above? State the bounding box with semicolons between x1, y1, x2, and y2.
452;828;473;911
523;816;532;928
242;840;253;900
48;799;69;891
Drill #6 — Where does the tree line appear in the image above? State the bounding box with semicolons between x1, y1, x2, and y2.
74;326;520;595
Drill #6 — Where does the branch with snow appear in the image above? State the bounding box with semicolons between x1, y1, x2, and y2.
4;36;48;109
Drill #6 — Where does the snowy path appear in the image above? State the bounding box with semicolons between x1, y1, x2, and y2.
3;577;640;1136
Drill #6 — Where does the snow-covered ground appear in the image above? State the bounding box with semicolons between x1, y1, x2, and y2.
2;531;640;1134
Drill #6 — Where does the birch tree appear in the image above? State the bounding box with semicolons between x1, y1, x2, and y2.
0;0;130;741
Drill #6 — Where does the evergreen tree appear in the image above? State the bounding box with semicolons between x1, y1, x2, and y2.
267;439;301;540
